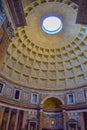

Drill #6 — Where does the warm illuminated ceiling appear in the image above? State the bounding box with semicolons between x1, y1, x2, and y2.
1;0;87;90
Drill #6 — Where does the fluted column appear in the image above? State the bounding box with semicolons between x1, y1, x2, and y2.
28;122;30;130
0;107;5;129
80;112;85;130
6;108;11;130
14;110;19;130
22;111;26;130
36;122;37;130
76;124;78;130
68;124;70;130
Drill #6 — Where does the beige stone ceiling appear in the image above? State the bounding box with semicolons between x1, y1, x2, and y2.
25;2;80;49
1;0;87;90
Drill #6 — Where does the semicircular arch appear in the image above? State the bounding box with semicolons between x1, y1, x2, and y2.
41;95;64;105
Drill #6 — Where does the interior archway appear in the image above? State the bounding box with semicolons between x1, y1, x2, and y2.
42;97;63;130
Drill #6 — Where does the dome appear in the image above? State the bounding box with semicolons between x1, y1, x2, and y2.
0;1;87;130
1;0;87;90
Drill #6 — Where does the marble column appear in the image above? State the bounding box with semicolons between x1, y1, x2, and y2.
76;123;78;130
22;111;27;130
14;110;19;130
80;112;85;130
68;124;70;130
63;110;67;130
28;122;30;130
0;107;5;129
36;122;37;130
6;108;11;130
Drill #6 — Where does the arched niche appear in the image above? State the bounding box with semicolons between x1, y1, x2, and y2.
42;97;62;111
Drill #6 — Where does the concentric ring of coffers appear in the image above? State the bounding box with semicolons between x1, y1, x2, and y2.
2;0;87;90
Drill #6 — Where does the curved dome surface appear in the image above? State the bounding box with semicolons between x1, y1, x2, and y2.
1;0;87;90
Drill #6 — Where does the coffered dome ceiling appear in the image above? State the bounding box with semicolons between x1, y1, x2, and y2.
1;0;87;90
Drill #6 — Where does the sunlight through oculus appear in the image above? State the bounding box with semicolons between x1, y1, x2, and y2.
42;16;63;34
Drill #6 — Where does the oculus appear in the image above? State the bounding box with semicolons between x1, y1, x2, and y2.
42;16;63;34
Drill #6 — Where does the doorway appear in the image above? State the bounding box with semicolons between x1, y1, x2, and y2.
67;119;78;130
30;122;36;130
